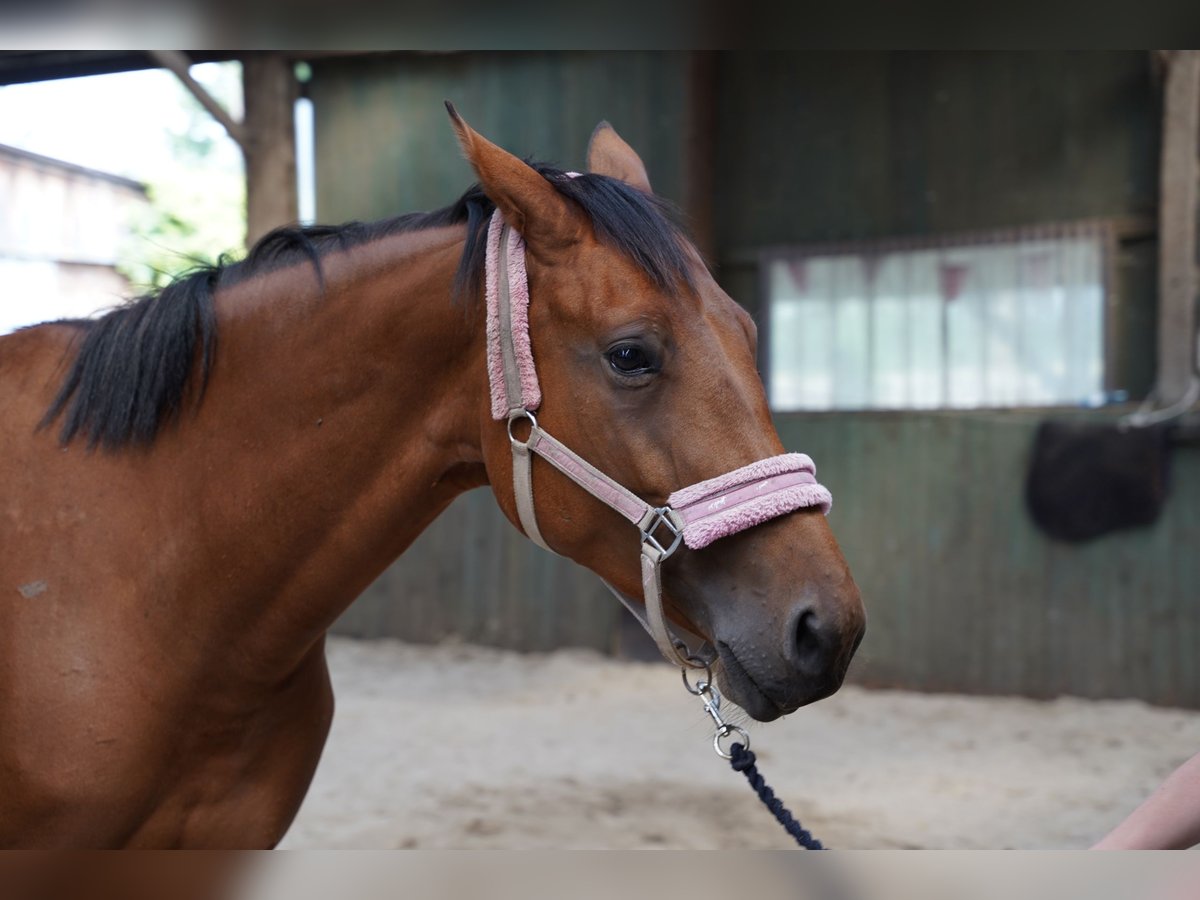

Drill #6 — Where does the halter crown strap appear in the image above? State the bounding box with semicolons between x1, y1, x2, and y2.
485;209;831;670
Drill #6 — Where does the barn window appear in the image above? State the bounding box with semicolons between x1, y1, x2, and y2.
763;223;1110;411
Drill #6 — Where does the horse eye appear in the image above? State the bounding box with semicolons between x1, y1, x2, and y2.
607;344;654;375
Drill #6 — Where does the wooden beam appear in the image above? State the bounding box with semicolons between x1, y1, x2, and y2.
1154;50;1200;407
240;52;299;246
149;50;246;149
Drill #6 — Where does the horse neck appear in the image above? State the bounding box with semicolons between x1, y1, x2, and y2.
181;226;489;663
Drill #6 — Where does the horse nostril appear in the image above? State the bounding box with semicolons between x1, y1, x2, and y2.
790;606;831;675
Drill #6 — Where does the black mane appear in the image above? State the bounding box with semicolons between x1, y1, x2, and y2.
39;163;696;450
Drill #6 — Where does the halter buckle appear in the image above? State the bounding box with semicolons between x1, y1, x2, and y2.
641;507;683;560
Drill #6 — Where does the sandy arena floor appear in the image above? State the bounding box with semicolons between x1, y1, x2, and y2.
280;637;1200;849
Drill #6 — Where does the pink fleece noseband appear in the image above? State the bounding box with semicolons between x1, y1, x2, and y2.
669;454;830;550
485;204;831;667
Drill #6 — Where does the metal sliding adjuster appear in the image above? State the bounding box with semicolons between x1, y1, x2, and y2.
640;507;684;559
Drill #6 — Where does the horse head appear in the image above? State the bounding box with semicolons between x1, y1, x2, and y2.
451;109;866;722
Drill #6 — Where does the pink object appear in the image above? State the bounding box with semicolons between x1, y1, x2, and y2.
669;454;832;550
486;211;542;419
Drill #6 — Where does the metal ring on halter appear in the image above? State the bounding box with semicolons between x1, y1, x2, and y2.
506;409;538;448
714;724;751;759
681;657;714;694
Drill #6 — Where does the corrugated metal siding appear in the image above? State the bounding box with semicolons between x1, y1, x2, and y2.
311;52;690;223
341;410;1200;705
335;488;623;654
714;51;1158;249
713;51;1159;396
311;52;1195;706
777;410;1200;706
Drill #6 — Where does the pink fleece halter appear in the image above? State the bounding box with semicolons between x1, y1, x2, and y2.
485;206;831;667
485;217;540;418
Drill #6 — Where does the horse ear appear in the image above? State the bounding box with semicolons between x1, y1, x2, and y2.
586;121;652;193
445;102;581;247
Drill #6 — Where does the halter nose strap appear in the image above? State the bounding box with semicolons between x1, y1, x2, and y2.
485;209;831;669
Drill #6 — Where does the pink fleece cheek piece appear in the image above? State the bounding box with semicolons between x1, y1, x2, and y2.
485;211;542;420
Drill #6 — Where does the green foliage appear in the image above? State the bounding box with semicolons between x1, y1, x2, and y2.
118;62;247;292
121;170;245;291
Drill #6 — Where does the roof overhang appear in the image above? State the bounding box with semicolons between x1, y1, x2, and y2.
0;51;237;86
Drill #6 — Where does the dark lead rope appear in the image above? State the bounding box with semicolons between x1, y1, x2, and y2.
729;742;824;849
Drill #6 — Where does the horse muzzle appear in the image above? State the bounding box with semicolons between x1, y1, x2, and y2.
713;593;866;722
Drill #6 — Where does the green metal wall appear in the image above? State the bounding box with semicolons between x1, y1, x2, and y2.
714;52;1158;248
713;51;1160;395
312;52;690;223
337;409;1200;705
778;411;1199;707
312;52;1196;706
334;488;623;655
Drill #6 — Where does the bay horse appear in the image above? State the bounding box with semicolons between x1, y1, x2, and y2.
0;108;864;848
